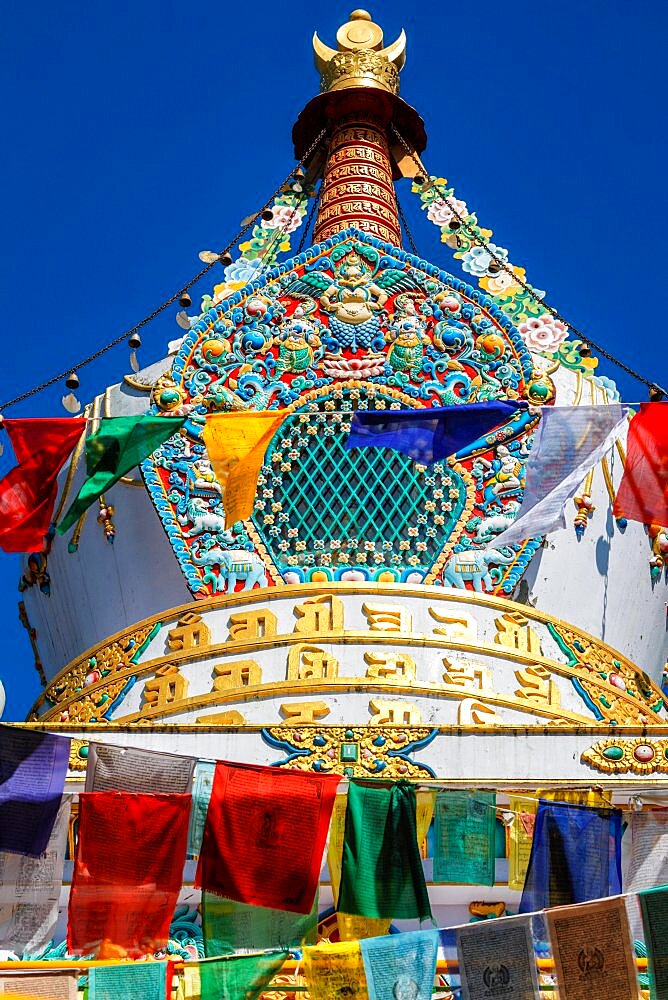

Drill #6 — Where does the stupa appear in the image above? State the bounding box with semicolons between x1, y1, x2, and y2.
15;9;668;941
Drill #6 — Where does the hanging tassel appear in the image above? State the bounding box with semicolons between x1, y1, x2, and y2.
97;495;116;544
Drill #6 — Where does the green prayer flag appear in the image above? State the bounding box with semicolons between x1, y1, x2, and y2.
58;415;186;534
639;884;668;1000
433;790;496;885
198;950;288;1000
89;961;167;1000
338;779;432;921
202;890;319;956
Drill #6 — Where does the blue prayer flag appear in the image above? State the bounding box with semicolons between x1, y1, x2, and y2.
346;401;523;464
519;800;621;913
0;726;70;856
360;929;439;1000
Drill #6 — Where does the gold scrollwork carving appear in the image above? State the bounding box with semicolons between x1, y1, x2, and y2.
581;738;668;775
266;725;435;778
31;621;159;719
68;739;90;772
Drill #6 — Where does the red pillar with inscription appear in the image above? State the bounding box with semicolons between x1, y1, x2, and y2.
313;114;402;246
292;11;427;250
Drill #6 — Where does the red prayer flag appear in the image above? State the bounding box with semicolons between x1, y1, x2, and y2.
613;403;668;525
195;761;339;914
0;418;86;553
68;791;191;958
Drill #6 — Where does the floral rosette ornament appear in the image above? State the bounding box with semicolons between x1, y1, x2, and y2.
412;175;599;372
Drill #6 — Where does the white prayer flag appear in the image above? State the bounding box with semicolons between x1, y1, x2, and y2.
492;404;627;546
624;811;668;940
0;796;70;957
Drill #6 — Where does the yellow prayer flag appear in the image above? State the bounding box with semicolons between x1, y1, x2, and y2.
304;941;368;1000
181;966;201;1000
203;411;287;528
336;913;391;941
327;794;348;905
508;796;537;892
416;789;436;858
539;788;612;807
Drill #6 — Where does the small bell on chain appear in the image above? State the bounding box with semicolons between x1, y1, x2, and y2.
487;260;502;275
178;290;192;309
128;332;141;374
220;251;233;266
649;384;666;402
62;372;81;413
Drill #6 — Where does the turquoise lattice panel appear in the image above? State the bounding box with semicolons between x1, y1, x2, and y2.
252;389;467;582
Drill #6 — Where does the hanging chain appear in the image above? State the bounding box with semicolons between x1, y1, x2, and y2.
391;124;666;396
396;193;420;257
0;130;326;412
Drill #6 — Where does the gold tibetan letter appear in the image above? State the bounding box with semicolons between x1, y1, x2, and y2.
166;612;210;652
442;657;492;692
429;608;478;643
458;699;501;726
212;660;262;691
287;644;339;680
362;602;412;633
514;665;560;706
293;595;344;634
494;612;542;655
280;701;331;724
369;699;421;725
228;610;277;642
142;663;188;713
364;652;416;683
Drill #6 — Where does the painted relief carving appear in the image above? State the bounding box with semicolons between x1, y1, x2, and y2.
141;231;541;599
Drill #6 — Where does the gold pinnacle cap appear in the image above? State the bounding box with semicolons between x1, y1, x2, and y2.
313;10;407;95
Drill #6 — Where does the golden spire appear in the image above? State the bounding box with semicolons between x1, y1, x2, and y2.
313;10;407;95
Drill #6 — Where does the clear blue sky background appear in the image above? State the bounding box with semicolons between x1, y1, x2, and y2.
0;0;665;719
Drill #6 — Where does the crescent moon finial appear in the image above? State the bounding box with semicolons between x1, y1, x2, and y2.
380;29;407;71
313;31;338;75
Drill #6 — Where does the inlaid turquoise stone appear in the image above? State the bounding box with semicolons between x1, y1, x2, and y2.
602;745;624;760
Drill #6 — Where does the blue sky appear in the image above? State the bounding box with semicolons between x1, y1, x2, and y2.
0;0;665;719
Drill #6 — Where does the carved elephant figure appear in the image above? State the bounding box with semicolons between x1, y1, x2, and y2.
192;542;267;592
443;547;515;593
217;549;267;592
